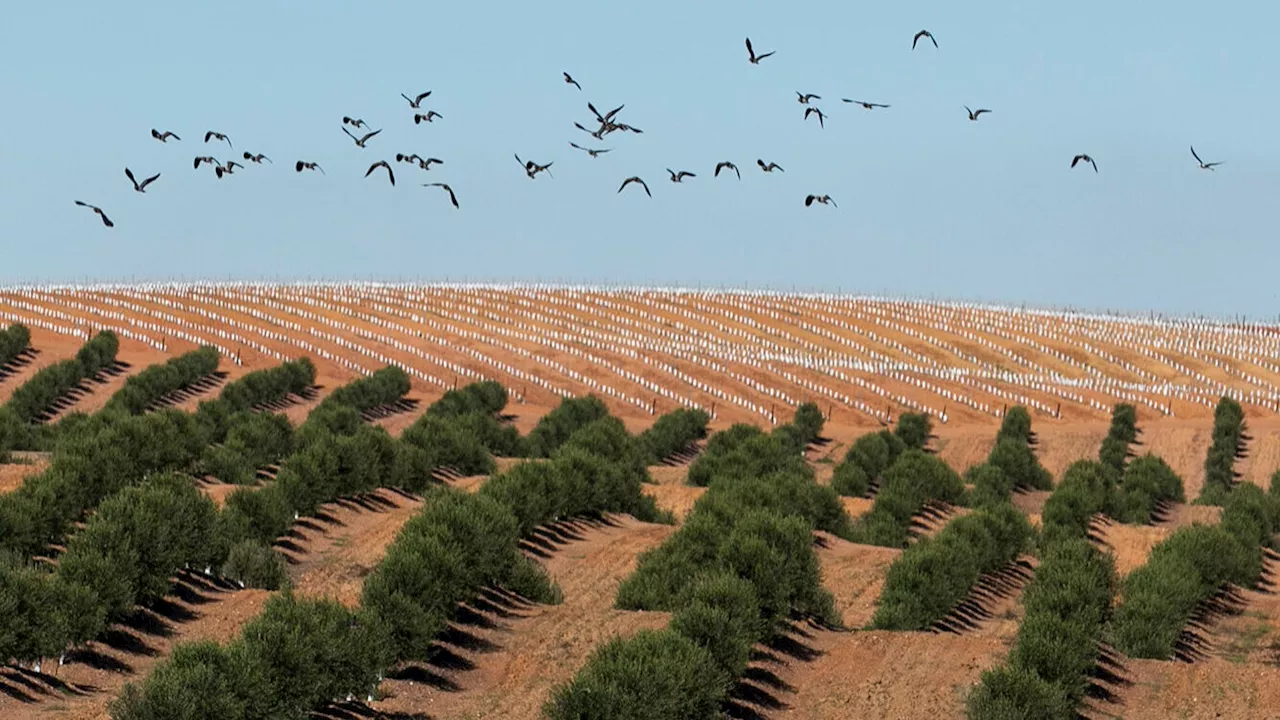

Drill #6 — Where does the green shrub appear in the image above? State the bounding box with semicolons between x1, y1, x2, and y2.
543;630;727;720
967;463;1013;508
110;640;248;720
996;406;1033;445
105;346;221;416
319;365;410;413
870;504;1031;630
1040;460;1115;546
851;449;966;548
1198;396;1245;504
966;665;1074;720
400;414;496;476
987;438;1053;491
686;431;808;487
791;402;825;445
637;407;709;464
1112;454;1184;524
968;538;1116;718
831;460;871;497
0;323;30;366
221;541;289;590
1112;524;1258;658
669;571;764;680
425;380;508;418
895;412;932;450
526;395;610;457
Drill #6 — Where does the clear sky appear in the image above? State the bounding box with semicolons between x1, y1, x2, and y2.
2;1;1278;318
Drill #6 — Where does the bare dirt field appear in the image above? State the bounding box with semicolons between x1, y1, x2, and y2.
7;285;1280;719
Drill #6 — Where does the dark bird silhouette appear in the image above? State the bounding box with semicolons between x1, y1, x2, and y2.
215;161;243;179
714;161;740;180
296;160;325;174
413;111;442;124
342;116;368;128
618;176;651;197
243;152;271;164
574;121;608;141
913;30;937;49
757;159;784;173
612;122;643;134
194;156;219;169
342;126;382;147
74;201;113;227
1070;154;1098;173
745;37;775;64
804;106;826;128
569;142;611;158
397;153;443;170
843;99;890;110
124;167;160;193
151;129;180;143
965;106;992;121
805;194;837;208
563;72;582;90
797;92;821;104
365;160;395;186
515;154;552;179
424;182;459;208
1191;146;1222;170
204;131;233;149
402;91;432;108
667;168;696;183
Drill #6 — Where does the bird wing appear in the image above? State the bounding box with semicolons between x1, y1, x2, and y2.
681;171;696;179
570;142;586;151
140;173;160;189
361;129;382;143
401;93;413;105
261;155;272;163
75;200;90;208
1070;156;1081;168
204;131;214;142
756;51;774;60
774;164;784;172
296;161;305;171
415;91;432;104
100;211;114;227
913;32;922;49
171;132;181;140
745;37;755;59
151;129;161;139
977;109;991;115
125;167;138;189
829;198;838;207
605;104;624;121
1190;145;1203;164
587;102;605;123
515;153;525;168
757;159;766;169
1089;158;1098;172
343;126;359;142
806;195;815;206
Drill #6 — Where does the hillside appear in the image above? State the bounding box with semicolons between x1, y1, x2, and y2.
5;283;1280;720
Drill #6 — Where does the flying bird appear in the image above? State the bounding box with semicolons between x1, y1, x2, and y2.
1070;154;1098;173
74;201;113;227
667;169;696;182
563;72;582;90
843;99;890;110
714;161;741;180
745;37;775;64
342;116;368;128
296;160;325;174
423;182;459;208
805;194;837;208
757;159;784;173
402;91;432;108
204;131;233;149
342;126;382;148
797;92;821;104
913;30;937;49
569;142;611;158
193;156;219;169
124;168;160;193
618;176;651;197
965;106;992;121
215;161;243;179
243;152;271;164
413;111;442;124
151;129;180;143
365;160;395;186
1190;146;1222;170
804;106;826;128
397;153;443;170
515;154;552;178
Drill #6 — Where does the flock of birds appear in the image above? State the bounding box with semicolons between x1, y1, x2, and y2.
72;31;1225;229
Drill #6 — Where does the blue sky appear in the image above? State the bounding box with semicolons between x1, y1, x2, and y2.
2;1;1278;318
